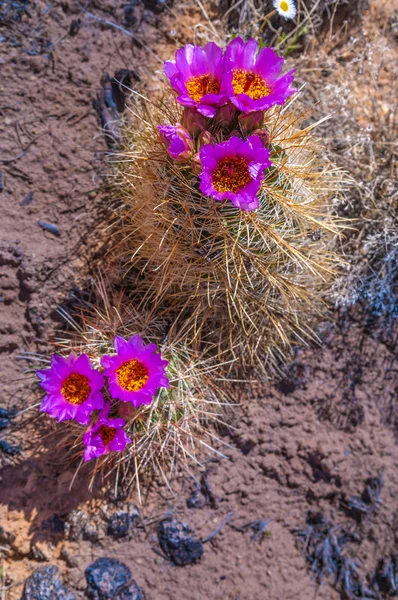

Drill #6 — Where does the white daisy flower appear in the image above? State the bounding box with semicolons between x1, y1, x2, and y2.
273;0;297;20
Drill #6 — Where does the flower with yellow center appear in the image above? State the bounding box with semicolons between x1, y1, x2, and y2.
101;335;169;408
116;359;149;392
164;42;226;118
199;135;272;212
36;353;105;424
61;373;91;405
224;37;296;114
83;404;131;462
186;74;220;103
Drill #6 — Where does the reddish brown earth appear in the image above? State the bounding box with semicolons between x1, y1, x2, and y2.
1;1;397;599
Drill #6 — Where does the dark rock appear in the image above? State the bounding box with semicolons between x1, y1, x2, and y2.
41;514;66;534
0;407;17;418
142;0;172;13
107;512;130;538
157;518;204;566
0;439;21;455
22;566;75;600
65;510;103;542
68;18;81;36
85;558;143;600
122;1;137;27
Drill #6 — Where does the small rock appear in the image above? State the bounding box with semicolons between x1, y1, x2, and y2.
157;518;204;566
85;558;143;600
65;510;104;542
41;514;66;534
142;0;172;13
22;566;75;600
107;512;130;539
0;439;21;455
0;407;17;418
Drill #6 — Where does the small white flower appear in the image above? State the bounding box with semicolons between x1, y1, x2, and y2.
273;0;297;19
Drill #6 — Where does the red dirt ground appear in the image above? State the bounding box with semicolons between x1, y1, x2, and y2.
0;1;397;599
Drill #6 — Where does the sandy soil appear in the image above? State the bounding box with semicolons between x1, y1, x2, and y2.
0;0;397;599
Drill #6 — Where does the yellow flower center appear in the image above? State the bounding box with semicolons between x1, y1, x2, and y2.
61;373;91;405
232;69;271;100
280;0;289;10
186;74;220;102
212;157;252;193
99;425;117;445
116;359;149;392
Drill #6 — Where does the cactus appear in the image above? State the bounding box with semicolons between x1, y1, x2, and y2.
109;39;345;372
38;279;230;496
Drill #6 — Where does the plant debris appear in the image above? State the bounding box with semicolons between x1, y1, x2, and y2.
297;511;377;598
343;475;382;522
94;69;139;149
373;555;398;596
22;191;34;206
37;221;61;236
202;512;233;543
232;518;271;543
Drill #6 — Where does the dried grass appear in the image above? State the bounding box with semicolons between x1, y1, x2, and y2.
293;0;398;323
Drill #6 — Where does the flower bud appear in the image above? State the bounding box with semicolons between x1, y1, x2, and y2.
251;128;269;148
197;130;215;148
181;107;207;136
238;111;264;134
215;103;236;127
158;123;194;161
192;152;202;175
118;402;136;420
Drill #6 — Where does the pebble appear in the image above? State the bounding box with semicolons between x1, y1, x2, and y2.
157;517;204;566
22;566;75;600
85;558;143;600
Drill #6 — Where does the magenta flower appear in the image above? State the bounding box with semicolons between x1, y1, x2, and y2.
101;335;169;407
158;123;193;161
36;354;105;425
199;135;271;211
83;404;131;462
164;42;226;118
221;37;296;114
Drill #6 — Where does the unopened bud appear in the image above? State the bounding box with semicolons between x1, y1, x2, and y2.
192;152;202;175
181;107;207;136
197;130;215;148
238;111;264;134
158;123;194;161
251;128;269;147
215;103;236;127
